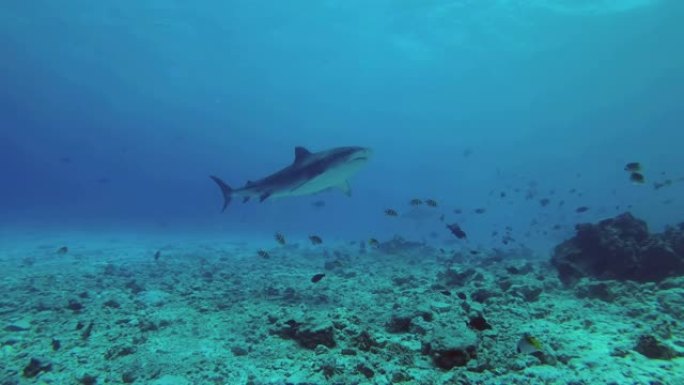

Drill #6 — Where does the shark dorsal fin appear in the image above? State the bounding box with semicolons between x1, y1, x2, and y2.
294;146;312;163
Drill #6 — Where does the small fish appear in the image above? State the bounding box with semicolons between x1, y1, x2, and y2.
629;172;645;184
474;208;486;214
57;246;69;255
409;198;423;206
453;209;463;214
653;179;672;190
425;199;438;207
539;198;550;207
467;315;492;331
500;191;506;198
516;333;543;354
309;235;323;245
257;250;270;259
469;250;479;255
440;290;451;296
368;238;379;247
575;206;589;213
274;232;286;245
446;223;467;239
624;162;641;172
154;250;161;261
311;200;326;208
311;273;326;283
457;292;467;300
384;208;399;217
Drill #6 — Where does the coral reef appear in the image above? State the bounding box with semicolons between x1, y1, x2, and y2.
551;213;684;285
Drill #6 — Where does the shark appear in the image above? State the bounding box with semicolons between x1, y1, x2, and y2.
210;146;372;211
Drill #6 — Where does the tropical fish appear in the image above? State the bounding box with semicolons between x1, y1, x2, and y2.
467;315;492;331
57;246;68;255
409;198;423;206
210;146;372;211
446;223;467;239
624;162;641;172
368;238;379;247
384;208;398;217
311;273;326;283
257;250;270;259
309;235;323;245
516;333;543;354
630;172;645;184
425;199;438;207
274;232;286;245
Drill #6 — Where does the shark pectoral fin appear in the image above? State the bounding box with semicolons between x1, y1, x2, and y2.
259;192;272;202
339;180;352;196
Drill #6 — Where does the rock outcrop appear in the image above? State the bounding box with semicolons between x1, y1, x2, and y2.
551;213;684;285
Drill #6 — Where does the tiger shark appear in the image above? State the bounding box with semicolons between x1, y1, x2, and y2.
210;146;372;211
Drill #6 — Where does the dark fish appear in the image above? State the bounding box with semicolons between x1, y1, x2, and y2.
453;209;462;214
440;290;451;296
467;315;492;331
575;206;589;213
446;223;467;239
425;199;438;207
474;208;486;214
57;246;68;255
457;292;467;300
154;250;161;261
384;208;399;217
368;238;379;247
309;235;323;245
539;198;550;207
311;200;326;208
624;162;641;172
439;214;445;222
409;198;423;206
257;250;270;259
311;273;326;283
469;250;479;255
500;192;506;198
274;232;286;245
629;172;645;184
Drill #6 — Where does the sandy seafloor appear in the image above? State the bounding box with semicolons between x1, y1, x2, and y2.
1;230;683;385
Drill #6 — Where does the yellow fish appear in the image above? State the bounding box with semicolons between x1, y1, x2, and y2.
516;333;542;354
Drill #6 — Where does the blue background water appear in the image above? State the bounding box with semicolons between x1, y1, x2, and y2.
2;0;683;251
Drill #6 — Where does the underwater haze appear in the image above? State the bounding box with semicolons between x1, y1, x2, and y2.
1;1;684;384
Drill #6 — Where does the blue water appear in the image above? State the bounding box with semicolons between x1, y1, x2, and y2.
2;0;683;250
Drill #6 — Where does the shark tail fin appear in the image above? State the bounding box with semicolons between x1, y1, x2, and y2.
210;176;233;212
